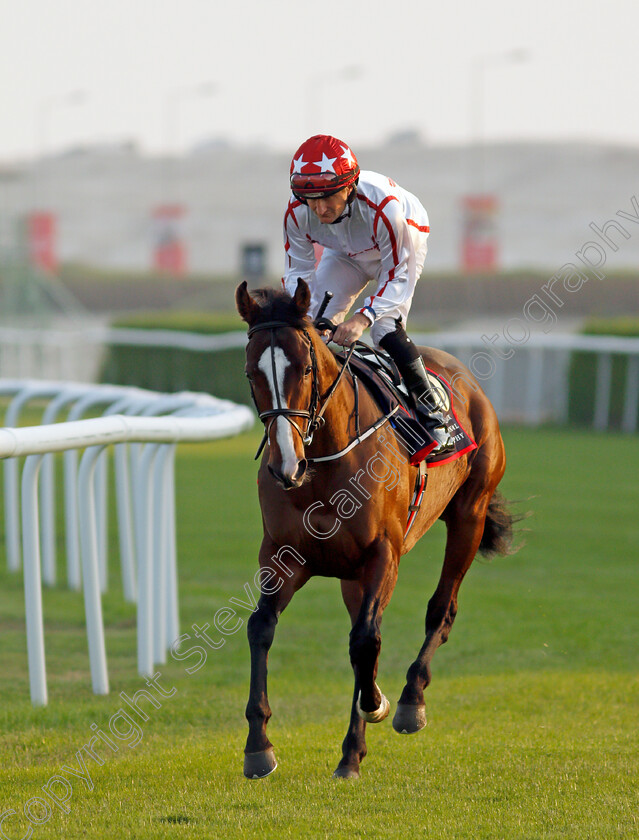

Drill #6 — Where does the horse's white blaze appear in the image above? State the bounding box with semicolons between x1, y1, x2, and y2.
257;346;299;475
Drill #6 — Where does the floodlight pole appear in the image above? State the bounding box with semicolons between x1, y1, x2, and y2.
470;49;530;193
306;66;363;137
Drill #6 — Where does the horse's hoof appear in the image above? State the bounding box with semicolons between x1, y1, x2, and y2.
356;690;390;723
243;747;277;778
333;765;360;779
392;703;427;734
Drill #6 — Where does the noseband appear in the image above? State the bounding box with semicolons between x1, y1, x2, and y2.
246;321;322;460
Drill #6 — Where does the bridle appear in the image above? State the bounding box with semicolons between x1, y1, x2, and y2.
246;320;355;461
246;320;320;460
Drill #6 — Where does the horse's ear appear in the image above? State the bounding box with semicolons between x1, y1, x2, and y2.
293;278;311;317
236;281;260;325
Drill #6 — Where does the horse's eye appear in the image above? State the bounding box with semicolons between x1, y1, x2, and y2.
304;365;312;376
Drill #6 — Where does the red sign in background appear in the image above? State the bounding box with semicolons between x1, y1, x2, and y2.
461;195;499;272
27;212;57;273
152;205;187;275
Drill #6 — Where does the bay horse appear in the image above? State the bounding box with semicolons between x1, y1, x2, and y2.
236;278;512;779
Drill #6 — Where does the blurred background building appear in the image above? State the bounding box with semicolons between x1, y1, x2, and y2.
1;136;639;279
0;0;637;429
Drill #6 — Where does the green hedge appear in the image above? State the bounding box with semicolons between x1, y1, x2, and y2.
102;311;639;429
99;310;251;405
568;317;639;428
104;310;244;333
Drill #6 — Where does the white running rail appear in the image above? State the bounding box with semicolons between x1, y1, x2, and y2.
0;381;254;706
1;326;638;430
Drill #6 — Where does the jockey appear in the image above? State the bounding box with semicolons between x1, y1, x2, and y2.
282;133;454;456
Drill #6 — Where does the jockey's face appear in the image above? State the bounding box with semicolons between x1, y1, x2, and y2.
307;186;352;224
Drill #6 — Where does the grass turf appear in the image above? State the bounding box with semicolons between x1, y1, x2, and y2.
0;426;637;839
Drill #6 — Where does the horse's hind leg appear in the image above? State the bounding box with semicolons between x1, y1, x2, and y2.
393;482;492;734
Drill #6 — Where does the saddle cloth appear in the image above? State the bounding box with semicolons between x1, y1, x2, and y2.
335;346;477;467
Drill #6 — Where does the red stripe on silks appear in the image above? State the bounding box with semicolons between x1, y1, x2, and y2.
409;440;437;466
373;195;398;238
370;198;400;310
373;197;399;264
407;219;430;233
356;193;400;264
372;274;394;306
284;199;302;231
356;193;406;311
356;193;379;213
283;200;304;261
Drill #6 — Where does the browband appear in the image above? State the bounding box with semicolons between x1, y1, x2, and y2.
247;321;297;337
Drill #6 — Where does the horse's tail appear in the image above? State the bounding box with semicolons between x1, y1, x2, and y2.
478;490;518;558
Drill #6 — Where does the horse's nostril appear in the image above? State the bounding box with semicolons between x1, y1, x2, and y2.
267;461;306;489
267;463;294;488
287;460;307;486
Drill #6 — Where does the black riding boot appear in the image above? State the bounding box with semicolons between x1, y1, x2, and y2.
379;322;455;456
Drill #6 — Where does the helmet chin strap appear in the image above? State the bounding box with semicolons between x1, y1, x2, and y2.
331;182;358;224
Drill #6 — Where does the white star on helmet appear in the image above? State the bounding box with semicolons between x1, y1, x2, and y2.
340;146;356;167
291;154;307;173
313;153;337;172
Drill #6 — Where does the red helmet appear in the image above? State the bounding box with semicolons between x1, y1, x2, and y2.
289;135;360;199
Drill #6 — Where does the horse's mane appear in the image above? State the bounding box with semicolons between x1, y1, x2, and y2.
250;287;312;330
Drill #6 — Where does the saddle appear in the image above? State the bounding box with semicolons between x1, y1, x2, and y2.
334;343;477;468
334;345;411;414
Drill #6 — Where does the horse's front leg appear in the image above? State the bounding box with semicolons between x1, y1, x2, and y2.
334;546;398;779
350;591;391;721
244;545;308;779
334;581;367;779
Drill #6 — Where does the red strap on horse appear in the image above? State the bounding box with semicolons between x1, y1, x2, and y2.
404;461;428;539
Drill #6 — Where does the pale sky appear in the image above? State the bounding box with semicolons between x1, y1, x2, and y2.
1;0;638;161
